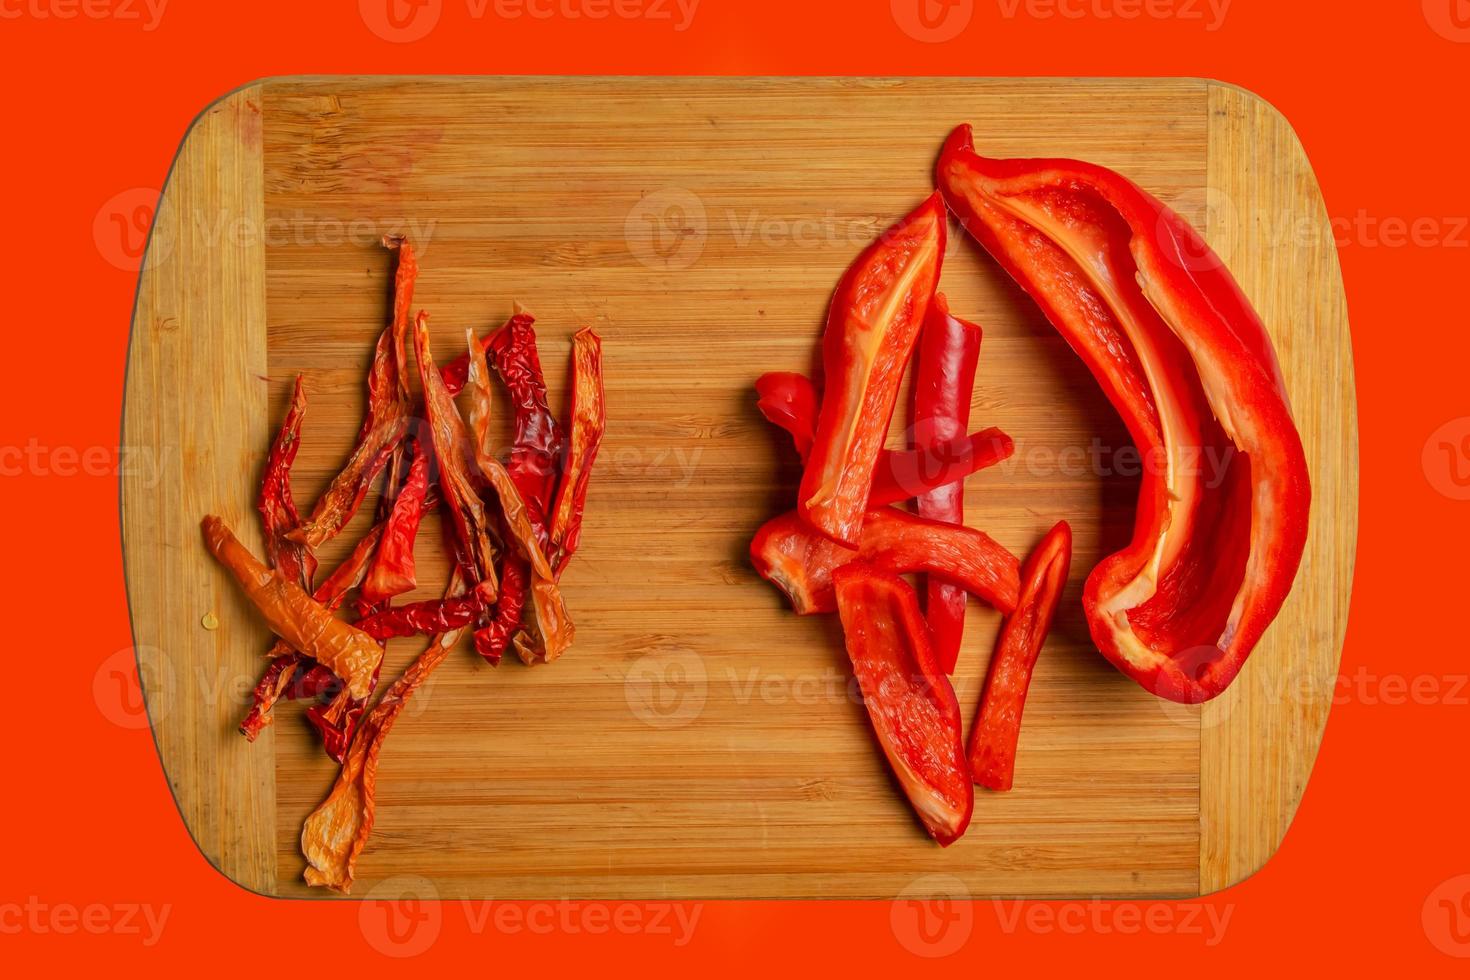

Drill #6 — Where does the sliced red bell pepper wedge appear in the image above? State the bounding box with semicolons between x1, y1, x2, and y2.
968;521;1071;791
751;507;1019;616
799;194;946;545
832;563;972;846
913;293;983;673
937;124;1310;703
755;371;1012;507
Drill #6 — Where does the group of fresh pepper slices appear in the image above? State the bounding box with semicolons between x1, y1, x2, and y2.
201;237;606;892
750;125;1311;846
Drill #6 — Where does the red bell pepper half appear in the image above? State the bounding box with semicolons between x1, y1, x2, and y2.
756;371;1012;507
751;507;1019;617
968;521;1071;791
799;194;946;546
832;563;972;846
936;125;1310;703
912;293;983;673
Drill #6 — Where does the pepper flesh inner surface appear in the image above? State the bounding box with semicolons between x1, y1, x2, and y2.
937;125;1309;701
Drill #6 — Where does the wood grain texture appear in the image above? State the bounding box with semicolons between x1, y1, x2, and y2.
1199;83;1358;893
121;85;275;894
123;77;1354;900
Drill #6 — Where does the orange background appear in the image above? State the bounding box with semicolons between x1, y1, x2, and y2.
3;0;1465;971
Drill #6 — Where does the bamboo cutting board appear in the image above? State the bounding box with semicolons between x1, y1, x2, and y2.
121;77;1356;900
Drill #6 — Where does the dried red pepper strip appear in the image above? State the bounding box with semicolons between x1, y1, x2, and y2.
969;521;1072;791
466;330;571;663
547;327;606;573
913;293;983;674
354;591;482;641
487;312;561;548
203;515;383;700
937;125;1310;703
412;311;499;598
360;439;430;604
832;563;972;846
476;556;527;664
755;372;1010;507
751;507;1020;616
289;240;417;550
799;194;945;546
258;374;316;590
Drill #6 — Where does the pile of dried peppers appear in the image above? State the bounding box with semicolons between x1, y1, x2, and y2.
203;237;606;891
752;127;1309;845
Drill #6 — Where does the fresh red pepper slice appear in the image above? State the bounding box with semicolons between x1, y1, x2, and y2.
799;194;946;545
968;521;1072;791
751;507;1019;616
832;563;972;846
912;293;983;673
937;125;1310;703
360;438;430;604
756;370;1012;507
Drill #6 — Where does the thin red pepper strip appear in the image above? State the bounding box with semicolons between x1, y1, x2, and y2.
258;374;316;591
411;311;499;599
302;573;470;893
968;521;1072;791
799;194;946;546
937;125;1310;703
202;516;383;700
751;507;1020;616
832;563;972;846
466;329;572;663
488;312;562;548
360;439;430;604
547;327;606;574
289;239;418;550
913;293;983;674
756;371;1013;507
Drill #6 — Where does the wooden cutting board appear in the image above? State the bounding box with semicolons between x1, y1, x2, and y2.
121;77;1356;900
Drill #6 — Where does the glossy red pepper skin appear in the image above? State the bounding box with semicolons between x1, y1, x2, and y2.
360;439;429;604
969;521;1071;791
937;125;1310;703
751;507;1019;617
488;312;562;548
913;293;983;673
832;563;972;846
755;371;1012;508
799;195;946;546
548;328;606;574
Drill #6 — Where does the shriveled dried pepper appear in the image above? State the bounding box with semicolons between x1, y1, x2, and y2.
969;521;1071;791
258;374;316;591
833;563;972;846
752;507;1020;616
937;125;1310;702
547;327;606;572
488;312;562;547
203;515;382;700
360;439;430;604
912;293;984;673
799;194;945;546
289;239;417;550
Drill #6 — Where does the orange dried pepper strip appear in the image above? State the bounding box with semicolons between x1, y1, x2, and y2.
547;327;606;574
202;515;383;700
302;577;469;893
